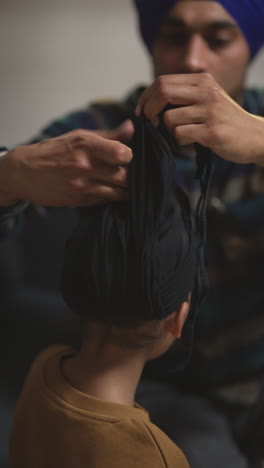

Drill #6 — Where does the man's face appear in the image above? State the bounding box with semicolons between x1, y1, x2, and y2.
151;0;250;102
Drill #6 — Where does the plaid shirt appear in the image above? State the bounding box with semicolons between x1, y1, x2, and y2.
1;86;264;398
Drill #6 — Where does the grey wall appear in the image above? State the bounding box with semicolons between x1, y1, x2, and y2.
0;0;263;147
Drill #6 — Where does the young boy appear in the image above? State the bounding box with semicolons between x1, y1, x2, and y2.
9;117;210;468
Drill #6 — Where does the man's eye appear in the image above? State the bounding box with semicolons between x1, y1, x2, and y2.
207;37;231;49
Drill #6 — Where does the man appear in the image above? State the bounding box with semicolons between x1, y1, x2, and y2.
2;0;264;466
132;2;264;467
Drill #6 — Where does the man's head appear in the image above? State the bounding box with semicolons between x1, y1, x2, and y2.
134;0;264;101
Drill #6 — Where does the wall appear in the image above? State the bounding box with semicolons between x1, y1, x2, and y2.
0;0;263;147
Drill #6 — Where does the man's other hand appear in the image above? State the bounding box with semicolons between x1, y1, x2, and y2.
0;120;134;207
136;73;264;166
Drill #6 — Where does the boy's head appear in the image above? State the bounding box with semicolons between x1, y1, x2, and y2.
61;117;209;363
80;299;189;361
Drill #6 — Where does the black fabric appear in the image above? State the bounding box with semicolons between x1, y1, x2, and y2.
61;115;213;364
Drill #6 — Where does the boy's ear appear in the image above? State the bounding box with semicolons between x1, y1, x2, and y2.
165;301;190;339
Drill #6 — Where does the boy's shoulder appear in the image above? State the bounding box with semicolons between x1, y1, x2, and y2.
91;415;190;468
28;344;72;375
139;418;190;468
19;344;73;396
11;345;190;468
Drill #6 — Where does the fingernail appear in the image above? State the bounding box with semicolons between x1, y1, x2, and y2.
120;119;134;131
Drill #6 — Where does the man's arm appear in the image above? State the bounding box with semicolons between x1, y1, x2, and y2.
0;122;134;238
0;127;133;208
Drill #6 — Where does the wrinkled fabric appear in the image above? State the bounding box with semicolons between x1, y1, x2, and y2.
62;117;194;323
61;117;212;322
133;0;264;58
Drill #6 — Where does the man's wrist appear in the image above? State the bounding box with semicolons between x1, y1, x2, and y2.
0;148;8;158
0;148;23;207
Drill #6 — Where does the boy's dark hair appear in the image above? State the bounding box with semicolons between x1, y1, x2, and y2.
61;116;213;364
80;318;166;351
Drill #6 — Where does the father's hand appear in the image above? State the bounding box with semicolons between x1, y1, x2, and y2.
136;73;264;166
0;120;134;207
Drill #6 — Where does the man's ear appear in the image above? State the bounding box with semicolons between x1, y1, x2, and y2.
164;301;190;339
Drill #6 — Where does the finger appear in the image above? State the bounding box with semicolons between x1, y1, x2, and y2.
86;182;128;202
174;124;208;147
59;149;129;188
135;76;182;116
135;79;172;117
142;85;205;124
98;120;135;143
55;120;135;145
114;119;134;143
55;129;95;142
72;134;133;165
164;72;216;87
163;105;206;132
135;73;217;116
90;139;133;165
135;84;157;116
89;163;128;189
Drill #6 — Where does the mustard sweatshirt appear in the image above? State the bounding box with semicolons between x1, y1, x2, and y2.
9;345;189;468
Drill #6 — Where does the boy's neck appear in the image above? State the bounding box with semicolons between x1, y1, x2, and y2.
62;344;147;407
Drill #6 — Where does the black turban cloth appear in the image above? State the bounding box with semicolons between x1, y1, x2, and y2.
61;115;213;368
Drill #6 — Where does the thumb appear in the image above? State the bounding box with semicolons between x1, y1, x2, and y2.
100;120;135;142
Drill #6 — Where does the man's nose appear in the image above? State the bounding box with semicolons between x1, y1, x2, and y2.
183;35;209;73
